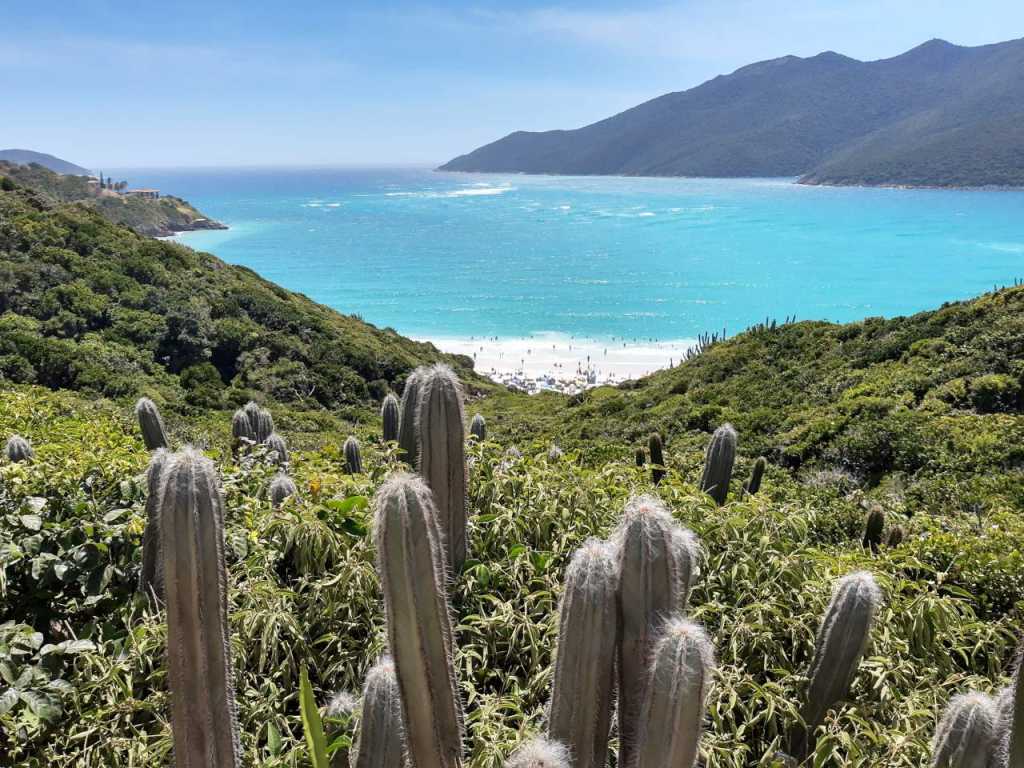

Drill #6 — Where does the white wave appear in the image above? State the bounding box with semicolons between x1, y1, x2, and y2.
326;203;342;208
385;185;514;199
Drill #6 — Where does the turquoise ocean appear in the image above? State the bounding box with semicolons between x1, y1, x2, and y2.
117;167;1024;345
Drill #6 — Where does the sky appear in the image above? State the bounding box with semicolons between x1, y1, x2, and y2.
4;1;1024;168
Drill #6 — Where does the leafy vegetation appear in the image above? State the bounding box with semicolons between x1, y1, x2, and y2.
0;183;479;413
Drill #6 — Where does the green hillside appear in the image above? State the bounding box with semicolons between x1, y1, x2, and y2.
2;182;1024;765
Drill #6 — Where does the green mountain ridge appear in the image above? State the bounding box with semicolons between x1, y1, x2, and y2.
441;37;1024;188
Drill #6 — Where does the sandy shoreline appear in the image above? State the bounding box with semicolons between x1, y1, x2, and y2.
419;332;697;394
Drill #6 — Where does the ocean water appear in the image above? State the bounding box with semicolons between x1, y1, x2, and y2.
116;167;1024;345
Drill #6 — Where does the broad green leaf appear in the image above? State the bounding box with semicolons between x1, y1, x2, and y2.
299;666;329;768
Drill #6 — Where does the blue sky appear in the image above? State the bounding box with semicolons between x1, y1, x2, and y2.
4;1;1023;167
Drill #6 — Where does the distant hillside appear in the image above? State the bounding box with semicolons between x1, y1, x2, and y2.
0;161;226;237
441;37;1024;188
0;182;479;409
0;149;91;175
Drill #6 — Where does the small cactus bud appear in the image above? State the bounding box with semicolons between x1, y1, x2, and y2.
135;397;170;451
344;436;363;474
632;617;715;768
138;449;171;598
612;495;700;767
699;423;737;505
469;413;486;441
324;690;358;768
353;657;405;768
863;506;885;553
382;393;400;443
268;473;298;508
548;540;618;768
886;524;905;548
744;456;767;496
265;432;289;466
505;738;570;768
160;448;242;767
374;472;464;768
416;364;468;572
648;433;665;485
398;367;425;466
4;434;33;463
635;447;646;467
932;692;999;768
791;570;883;759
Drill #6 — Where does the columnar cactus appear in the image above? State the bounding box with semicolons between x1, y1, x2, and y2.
135;397;170;451
469;413;486;442
1005;648;1024;768
863;506;885;553
398;367;425;466
381;394;400;443
648;433;665;485
239;401;275;443
4;434;33;463
353;657;405;768
268;473;298;508
160;448;241;767
547;540;618;768
699;423;737;506
931;692;999;768
612;495;700;767
324;690;358;768
231;408;255;456
415;364;468;572
635;447;646;467
744;456;767;496
791;570;882;759
265;432;289;466
138;449;171;598
345;436;363;475
505;738;570;768
632;617;715;768
886;524;906;548
374;473;464;768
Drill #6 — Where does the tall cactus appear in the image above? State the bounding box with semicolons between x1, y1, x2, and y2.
353;657;405;768
635;447;646;467
160;448;241;767
240;401;274;443
345;436;363;475
415;364;468;572
469;413;486;442
791;570;882;759
547;540;618;768
324;690;358;768
374;473;463;768
268;473;298;508
612;495;700;767
138;449;171;598
1006;646;1024;768
744;456;767;496
265;432;289;466
4;434;33;463
632;616;715;768
863;505;885;553
398;367;425;466
505;738;570;768
699;423;737;506
231;408;255;457
135;397;170;451
648;433;665;485
932;692;998;768
381;393;400;443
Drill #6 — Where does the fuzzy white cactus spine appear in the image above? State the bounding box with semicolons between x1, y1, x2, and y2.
504;737;570;768
398;368;425;466
135;397;170;451
931;692;999;768
353;657;406;768
381;393;400;443
374;472;464;768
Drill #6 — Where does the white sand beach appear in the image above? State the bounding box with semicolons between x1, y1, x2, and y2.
419;332;697;394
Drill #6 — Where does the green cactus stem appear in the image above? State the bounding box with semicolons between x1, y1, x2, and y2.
931;692;998;768
268;473;298;508
160;448;242;767
138;449;171;598
469;413;486;442
344;436;364;475
382;394;400;443
416;364;468;572
4;434;34;463
374;472;464;768
398;367;425;466
265;432;289;466
612;495;700;767
699;424;737;506
324;690;358;768
1007;646;1024;768
863;506;885;553
744;456;767;496
632;616;715;768
353;656;405;768
886;524;906;548
135;397;170;451
231;409;255;457
648;433;665;485
791;570;882;760
635;447;646;467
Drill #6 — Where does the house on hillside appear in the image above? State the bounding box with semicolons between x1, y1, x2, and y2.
127;188;160;200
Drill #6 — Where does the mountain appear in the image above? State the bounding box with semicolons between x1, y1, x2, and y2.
0;149;91;175
0;181;479;411
0;160;227;237
441;37;1024;188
